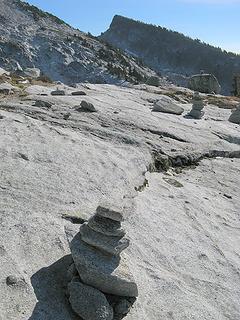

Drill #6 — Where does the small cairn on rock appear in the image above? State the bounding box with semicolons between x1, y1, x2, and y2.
67;204;138;320
229;104;240;125
187;92;205;119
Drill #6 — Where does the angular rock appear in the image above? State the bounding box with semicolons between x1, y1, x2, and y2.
51;90;65;96
71;91;87;96
88;215;125;237
68;280;113;320
152;95;184;115
96;204;124;222
80;223;129;256
75;100;97;112
71;234;138;297
188;73;221;94
34;100;52;108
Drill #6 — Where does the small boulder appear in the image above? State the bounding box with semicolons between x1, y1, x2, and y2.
71;91;87;96
6;275;26;288
152;95;184;115
75;100;97;112
51;90;65;96
34;100;53;108
68;280;113;320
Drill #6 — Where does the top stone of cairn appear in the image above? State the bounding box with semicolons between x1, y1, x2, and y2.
96;203;124;222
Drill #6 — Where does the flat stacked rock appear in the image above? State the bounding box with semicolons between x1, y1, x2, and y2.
67;204;138;320
229;104;240;125
187;92;205;119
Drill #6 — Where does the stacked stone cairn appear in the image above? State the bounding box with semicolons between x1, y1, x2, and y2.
229;104;240;125
187;92;205;119
67;204;138;320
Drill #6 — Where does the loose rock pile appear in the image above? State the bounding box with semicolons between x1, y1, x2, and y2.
229;104;240;125
187;92;205;119
67;205;138;320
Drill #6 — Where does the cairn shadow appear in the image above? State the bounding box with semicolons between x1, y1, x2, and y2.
29;254;81;320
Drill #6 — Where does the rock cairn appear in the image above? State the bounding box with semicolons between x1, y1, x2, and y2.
229;104;240;125
187;92;205;119
67;204;138;320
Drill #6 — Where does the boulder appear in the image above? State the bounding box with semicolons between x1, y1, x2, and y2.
229;105;240;125
75;100;97;112
80;223;129;256
188;74;221;94
34;100;53;108
152;95;184;115
24;68;41;78
68;280;113;320
71;91;87;96
51;90;65;96
88;215;125;237
71;234;138;297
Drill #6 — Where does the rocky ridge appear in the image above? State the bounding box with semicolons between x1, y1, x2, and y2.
0;0;159;85
101;15;240;94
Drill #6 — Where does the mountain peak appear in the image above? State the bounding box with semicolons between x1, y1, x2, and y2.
101;15;240;94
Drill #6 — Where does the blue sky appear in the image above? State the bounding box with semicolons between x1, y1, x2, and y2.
25;0;240;53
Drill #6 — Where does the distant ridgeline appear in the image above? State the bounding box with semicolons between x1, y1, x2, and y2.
101;15;240;95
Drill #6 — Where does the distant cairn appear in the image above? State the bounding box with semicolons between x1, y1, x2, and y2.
67;204;138;320
187;92;205;119
229;104;240;125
